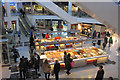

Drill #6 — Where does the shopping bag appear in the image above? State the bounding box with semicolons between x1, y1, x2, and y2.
51;70;54;76
71;61;75;67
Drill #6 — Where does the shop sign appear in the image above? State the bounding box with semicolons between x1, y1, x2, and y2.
2;2;15;6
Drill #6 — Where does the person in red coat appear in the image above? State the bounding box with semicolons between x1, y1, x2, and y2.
95;65;104;80
46;33;50;39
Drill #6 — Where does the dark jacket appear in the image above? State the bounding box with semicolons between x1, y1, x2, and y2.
34;54;40;68
65;57;73;70
104;37;108;44
54;63;60;74
19;60;26;71
95;69;104;80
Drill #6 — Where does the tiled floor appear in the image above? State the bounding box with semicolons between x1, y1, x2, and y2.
1;34;119;79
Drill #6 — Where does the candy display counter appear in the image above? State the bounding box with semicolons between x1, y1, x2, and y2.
40;47;108;68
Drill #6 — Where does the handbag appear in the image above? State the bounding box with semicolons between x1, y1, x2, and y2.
51;70;54;76
71;61;75;67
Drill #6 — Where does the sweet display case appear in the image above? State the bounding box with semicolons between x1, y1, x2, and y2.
40;47;108;68
35;36;83;51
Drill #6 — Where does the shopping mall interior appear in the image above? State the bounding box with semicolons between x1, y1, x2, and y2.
0;0;120;80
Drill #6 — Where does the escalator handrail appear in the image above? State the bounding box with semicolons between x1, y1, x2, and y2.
19;15;30;33
19;15;30;34
24;14;33;28
18;16;29;35
19;19;28;36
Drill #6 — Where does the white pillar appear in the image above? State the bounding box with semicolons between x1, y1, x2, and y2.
68;2;72;31
31;2;33;15
68;23;71;31
16;19;19;31
15;2;18;15
5;2;11;17
5;2;12;29
0;1;3;80
68;2;72;15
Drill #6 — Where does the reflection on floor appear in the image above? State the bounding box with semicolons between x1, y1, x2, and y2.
2;34;119;79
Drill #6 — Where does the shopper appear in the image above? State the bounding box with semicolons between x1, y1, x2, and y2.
104;36;108;45
30;35;35;48
54;60;60;80
19;58;26;80
29;46;36;56
42;33;45;38
64;51;67;69
95;65;104;80
11;46;19;63
109;37;113;47
18;31;21;43
103;42;106;50
108;77;113;80
24;58;29;78
42;59;51;80
30;26;34;36
2;46;8;63
92;30;96;39
34;53;40;75
46;33;50;39
66;53;73;75
87;31;90;38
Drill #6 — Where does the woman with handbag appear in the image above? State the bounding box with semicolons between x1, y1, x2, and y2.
54;60;60;80
42;59;51;80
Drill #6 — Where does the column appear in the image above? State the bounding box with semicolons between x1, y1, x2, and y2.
5;2;11;17
91;24;95;36
31;2;33;15
68;2;72;15
43;19;46;28
15;2;18;15
16;19;19;31
5;2;12;29
68;2;72;31
0;1;3;80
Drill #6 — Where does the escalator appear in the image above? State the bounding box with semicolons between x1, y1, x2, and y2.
18;19;28;36
35;0;77;24
18;14;31;36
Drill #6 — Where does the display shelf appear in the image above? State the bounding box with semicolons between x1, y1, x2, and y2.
40;46;108;68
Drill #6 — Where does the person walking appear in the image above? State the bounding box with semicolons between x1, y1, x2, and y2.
18;31;21;44
30;35;35;48
95;65;104;80
46;33;50;39
104;36;108;45
64;51;67;69
42;59;51;80
34;53;40;75
54;60;60;80
109;37;113;47
11;46;19;63
66;53;73;75
19;58;26;80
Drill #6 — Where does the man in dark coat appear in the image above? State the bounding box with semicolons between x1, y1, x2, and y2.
95;65;104;80
54;60;60;80
11;46;19;63
104;36;108;45
66;53;73;75
19;58;26;80
34;53;40;75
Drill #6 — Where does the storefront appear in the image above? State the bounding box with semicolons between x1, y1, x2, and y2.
11;21;17;32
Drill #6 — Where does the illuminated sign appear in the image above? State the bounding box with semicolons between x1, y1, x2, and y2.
2;2;15;6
